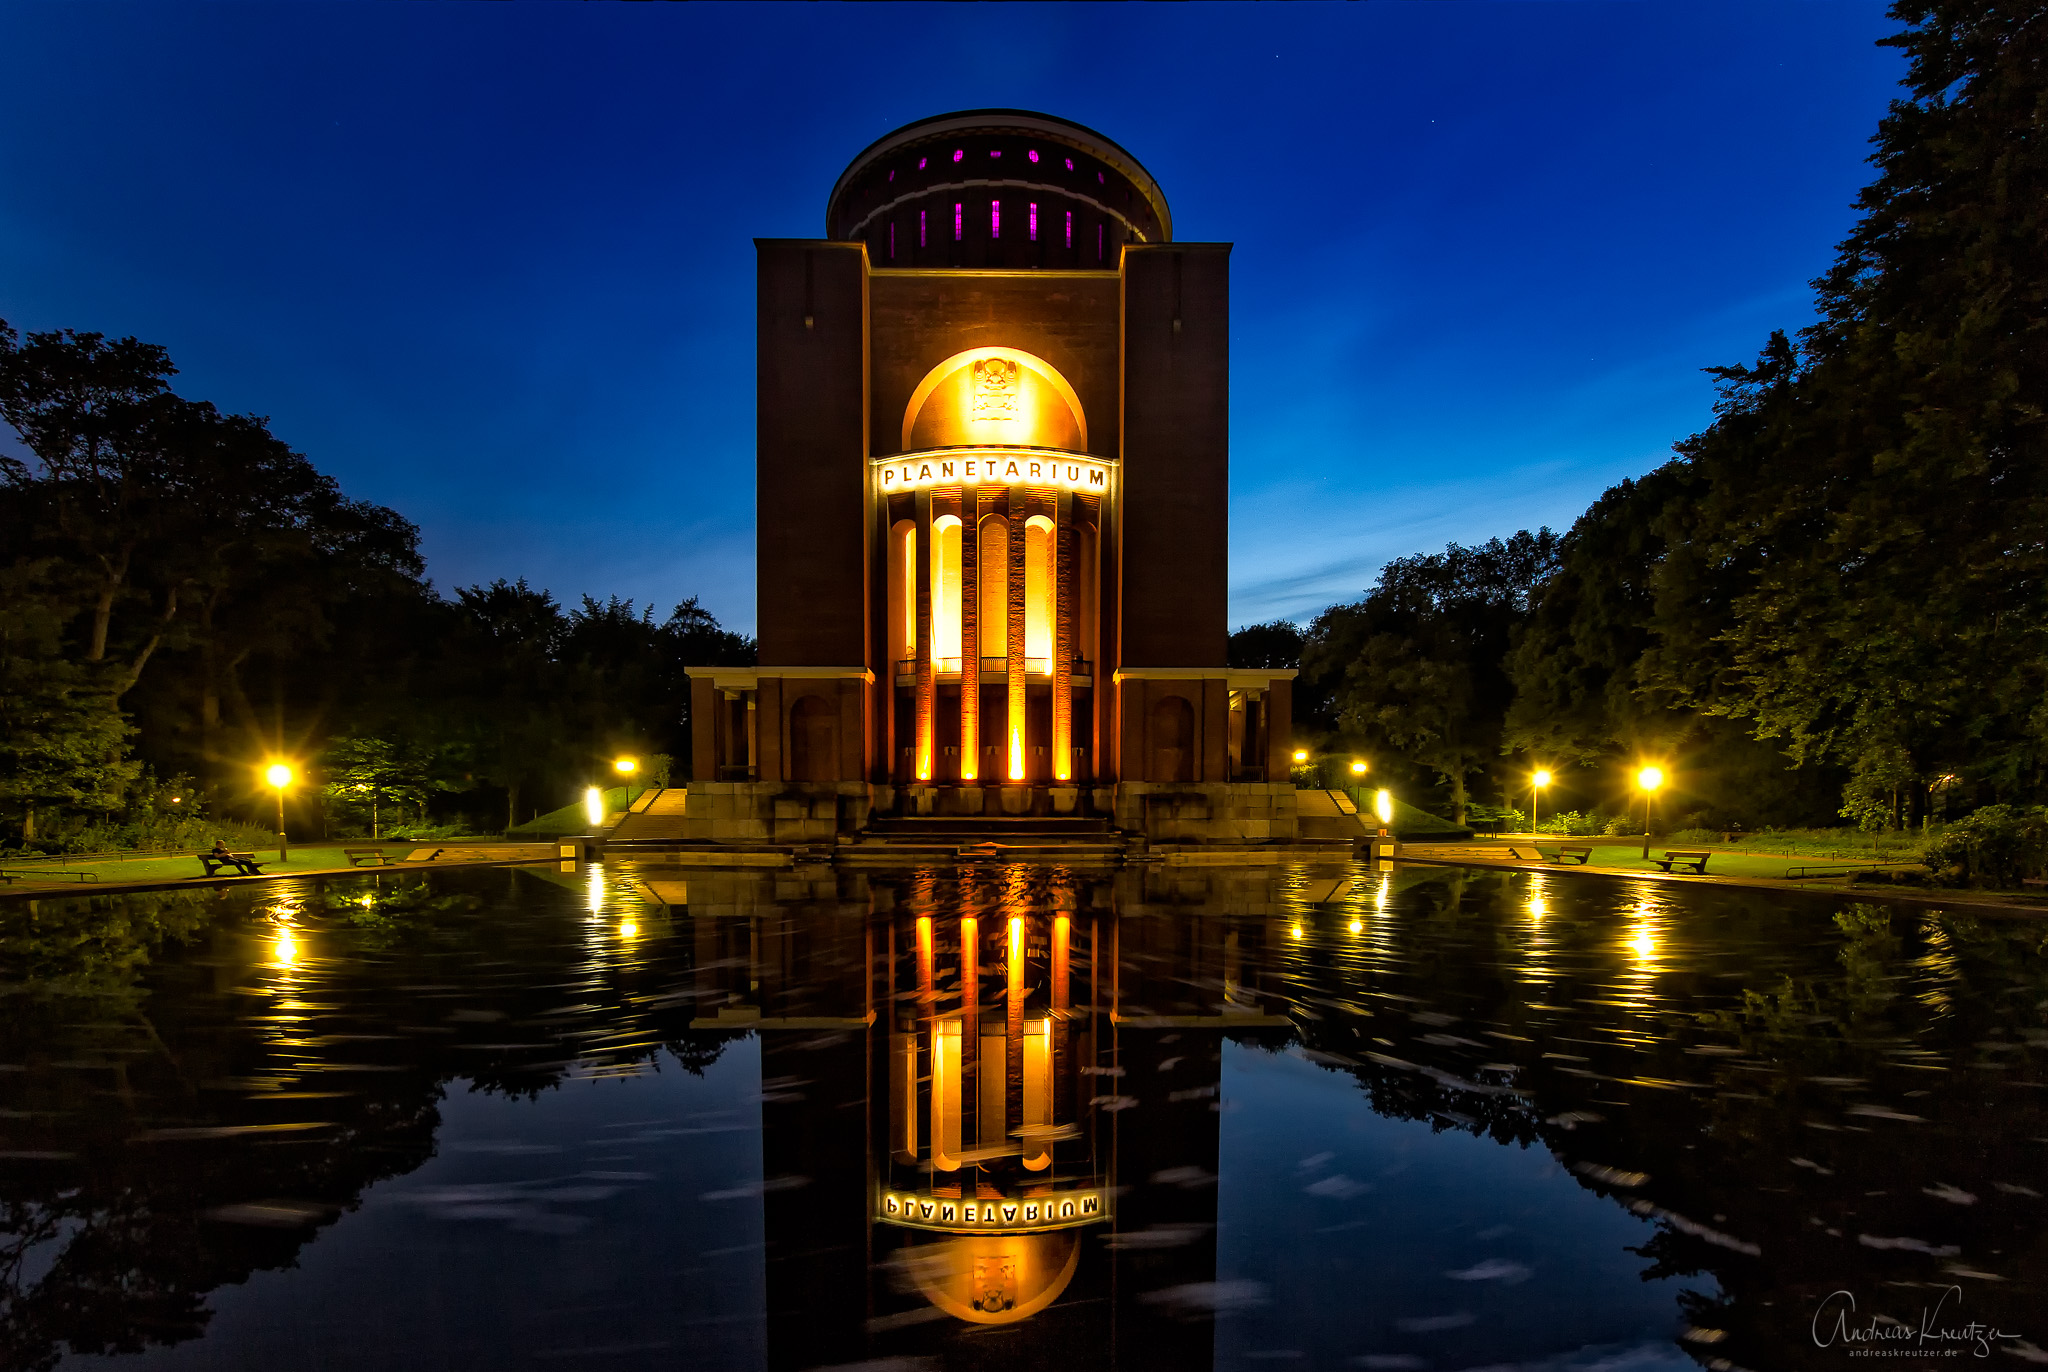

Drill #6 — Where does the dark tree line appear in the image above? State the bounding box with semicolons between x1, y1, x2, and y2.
0;324;751;847
1242;1;2048;831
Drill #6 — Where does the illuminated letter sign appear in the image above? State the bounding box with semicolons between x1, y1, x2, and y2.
876;1187;1110;1233
872;448;1114;495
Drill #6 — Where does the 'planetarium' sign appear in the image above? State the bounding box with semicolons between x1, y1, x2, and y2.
878;1187;1108;1234
874;447;1114;494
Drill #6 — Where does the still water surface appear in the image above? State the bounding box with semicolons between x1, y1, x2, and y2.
2;861;2044;1371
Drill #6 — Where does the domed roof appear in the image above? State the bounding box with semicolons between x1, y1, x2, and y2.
827;110;1171;269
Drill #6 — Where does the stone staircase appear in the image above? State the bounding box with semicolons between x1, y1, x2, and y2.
842;814;1125;865
606;787;689;841
1295;789;1370;843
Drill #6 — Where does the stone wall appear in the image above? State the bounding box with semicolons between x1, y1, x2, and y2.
1113;782;1299;842
679;781;871;844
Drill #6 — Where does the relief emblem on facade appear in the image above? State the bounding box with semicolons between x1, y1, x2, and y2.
971;1255;1018;1313
971;357;1019;420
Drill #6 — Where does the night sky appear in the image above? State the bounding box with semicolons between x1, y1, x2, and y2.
0;2;1902;635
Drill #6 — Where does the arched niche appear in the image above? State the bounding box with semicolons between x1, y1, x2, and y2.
887;519;916;668
902;347;1086;453
907;1231;1083;1325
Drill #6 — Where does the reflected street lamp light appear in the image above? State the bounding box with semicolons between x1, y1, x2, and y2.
264;762;294;862
1636;766;1664;860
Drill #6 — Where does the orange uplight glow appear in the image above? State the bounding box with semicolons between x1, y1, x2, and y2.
1009;724;1025;782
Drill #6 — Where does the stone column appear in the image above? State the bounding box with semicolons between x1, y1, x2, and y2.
914;490;934;782
1005;486;1026;783
959;485;981;782
1053;492;1074;782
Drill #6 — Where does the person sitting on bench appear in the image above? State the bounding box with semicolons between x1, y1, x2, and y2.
208;839;262;875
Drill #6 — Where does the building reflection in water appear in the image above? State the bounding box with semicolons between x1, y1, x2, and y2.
654;864;1298;1371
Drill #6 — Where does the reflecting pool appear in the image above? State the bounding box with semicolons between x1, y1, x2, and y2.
3;861;2044;1370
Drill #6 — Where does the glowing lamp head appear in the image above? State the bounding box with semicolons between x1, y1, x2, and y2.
1532;769;1552;789
583;786;605;826
614;757;637;775
1637;766;1664;793
1374;789;1394;826
1350;760;1368;776
1291;749;1309;765
264;762;293;790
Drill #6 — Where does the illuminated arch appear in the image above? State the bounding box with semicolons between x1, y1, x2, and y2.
1024;514;1054;664
910;1231;1084;1325
888;519;916;667
901;346;1088;452
931;514;962;663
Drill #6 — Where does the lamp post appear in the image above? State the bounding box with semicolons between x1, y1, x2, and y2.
264;762;294;862
1636;766;1664;860
614;757;637;813
1373;788;1395;860
1531;769;1552;834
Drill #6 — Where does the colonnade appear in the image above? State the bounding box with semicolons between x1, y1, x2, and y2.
887;483;1090;784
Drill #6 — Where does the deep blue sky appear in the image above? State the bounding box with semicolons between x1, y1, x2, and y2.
0;2;1902;635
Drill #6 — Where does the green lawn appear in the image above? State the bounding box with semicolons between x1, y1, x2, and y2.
1521;841;1915;879
0;843;474;890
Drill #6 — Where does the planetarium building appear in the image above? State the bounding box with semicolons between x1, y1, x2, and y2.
683;110;1300;843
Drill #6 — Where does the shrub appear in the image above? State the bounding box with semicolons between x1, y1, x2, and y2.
1920;806;2048;888
1534;811;1603;837
1669;827;1723;845
1603;814;1639;837
383;822;471;841
1466;803;1527;830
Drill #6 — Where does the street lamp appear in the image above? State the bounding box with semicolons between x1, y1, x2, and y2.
1350;760;1368;777
264;762;294;862
1292;749;1309;765
1636;766;1664;860
614;757;637;811
1531;769;1552;833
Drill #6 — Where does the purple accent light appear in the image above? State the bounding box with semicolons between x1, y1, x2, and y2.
920;210;927;248
990;149;1001;159
1028;149;1039;163
1097;171;1105;184
953;203;962;241
991;201;1000;238
918;156;927;170
952;149;963;163
1097;224;1103;260
1029;203;1037;242
1065;211;1072;248
1064;158;1073;170
888;169;894;182
889;222;895;259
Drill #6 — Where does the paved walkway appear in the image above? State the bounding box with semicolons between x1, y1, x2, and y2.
1393;843;2047;919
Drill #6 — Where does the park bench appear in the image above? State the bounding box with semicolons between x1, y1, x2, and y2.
0;866;97;884
1507;846;1546;861
197;852;265;877
344;848;397;867
1548;845;1594;865
1653;850;1711;874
